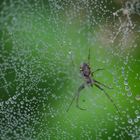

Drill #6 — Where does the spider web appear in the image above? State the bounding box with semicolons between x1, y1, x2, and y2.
0;0;140;139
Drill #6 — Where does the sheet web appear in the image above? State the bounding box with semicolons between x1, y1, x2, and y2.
0;0;140;139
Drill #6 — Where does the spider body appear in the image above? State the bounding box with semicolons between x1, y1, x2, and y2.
80;63;93;85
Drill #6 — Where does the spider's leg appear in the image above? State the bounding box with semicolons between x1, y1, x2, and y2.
69;51;75;68
66;92;78;112
87;47;91;65
94;68;104;73
91;69;104;75
66;83;85;112
94;80;113;89
68;51;77;73
76;84;86;110
76;84;85;110
94;83;121;116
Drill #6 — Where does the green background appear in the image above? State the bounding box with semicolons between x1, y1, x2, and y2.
0;0;140;139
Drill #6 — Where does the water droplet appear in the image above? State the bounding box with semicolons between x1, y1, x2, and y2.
125;86;130;91
68;51;72;55
137;115;140;119
127;91;132;97
20;101;24;105
134;118;139;123
128;118;133;124
122;67;125;75
124;79;128;86
108;136;111;140
135;110;139;115
135;95;140;101
114;116;119;120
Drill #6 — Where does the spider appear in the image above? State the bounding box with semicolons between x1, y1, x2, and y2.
66;48;120;115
